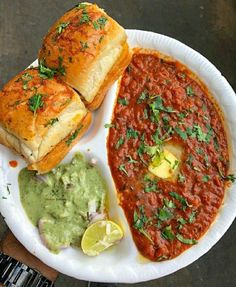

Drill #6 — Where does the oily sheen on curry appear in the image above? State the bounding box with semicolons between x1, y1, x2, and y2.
107;50;232;261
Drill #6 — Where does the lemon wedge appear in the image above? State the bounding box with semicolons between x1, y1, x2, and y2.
81;220;123;256
148;149;179;179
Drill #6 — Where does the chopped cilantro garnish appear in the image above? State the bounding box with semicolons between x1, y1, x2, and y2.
189;211;197;223
144;144;162;159
178;112;187;119
46;118;59;126
196;148;204;155
175;127;188;140
115;137;124;149
39;60;56;79
118;164;128;176
161;225;175;240
177;217;187;229
217;167;236;183
152;129;163;145
202;175;210;182
57;56;66;76
57;22;70;35
144;184;157;193
164;198;176;209
17;72;33;90
28;94;44;115
143;108;148;119
178;173;186;183
137;91;148;104
213;137;220;151
80;10;91;24
127;155;138;164
137;142;145;155
80;41;89;51
157;207;173;221
186;86;194;96
93;21;99;30
126;128;139;139
149;96;174;123
99;35;104;43
22;73;33;81
66;126;83;146
133;206;153;243
118;97;129;106
97;16;108;29
93;16;108;29
186;154;194;166
172;159;179;170
162;115;169;124
178;72;186;79
104;123;115;128
76;3;87;10
144;180;157;193
178;217;187;225
193;124;213;143
176;233;197;245
169;191;191;208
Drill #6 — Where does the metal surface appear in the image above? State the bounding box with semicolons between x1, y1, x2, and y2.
0;1;235;286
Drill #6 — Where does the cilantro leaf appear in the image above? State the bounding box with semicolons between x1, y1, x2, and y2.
76;3;87;10
176;233;197;245
169;191;191;208
189;211;197;223
178;173;186;183
80;10;91;24
127;155;138;164
97;16;108;29
126;128;139;139
115;137;124;149
133;207;153;243
163;198;176;209
118;97;129;106
104;123;115;128
39;61;56;79
28;94;44;115
46;118;59;126
186;86;194;96
217;167;236;183
65;125;83;146
118;164;128;175
80;41;89;52
57;22;70;35
161;225;175;240
137;91;148;104
175;127;188;140
157;207;173;221
202;175;210;182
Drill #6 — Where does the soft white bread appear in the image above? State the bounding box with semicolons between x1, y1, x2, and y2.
0;68;92;173
38;2;132;110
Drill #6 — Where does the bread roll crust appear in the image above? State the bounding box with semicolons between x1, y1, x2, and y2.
28;111;92;173
38;2;131;109
0;68;91;171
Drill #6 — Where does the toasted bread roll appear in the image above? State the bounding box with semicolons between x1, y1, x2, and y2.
38;2;132;110
0;68;92;173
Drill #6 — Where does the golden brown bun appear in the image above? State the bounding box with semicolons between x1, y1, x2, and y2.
28;112;92;173
38;2;132;110
0;68;91;172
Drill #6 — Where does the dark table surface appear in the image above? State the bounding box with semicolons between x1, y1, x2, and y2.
0;1;235;286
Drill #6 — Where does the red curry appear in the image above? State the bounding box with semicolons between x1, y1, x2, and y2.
107;50;234;261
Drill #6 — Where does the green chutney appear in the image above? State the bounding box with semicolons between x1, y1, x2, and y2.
19;152;107;253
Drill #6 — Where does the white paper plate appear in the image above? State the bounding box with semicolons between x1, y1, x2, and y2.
0;30;236;283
